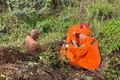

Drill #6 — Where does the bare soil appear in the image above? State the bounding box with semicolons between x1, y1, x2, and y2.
0;46;119;80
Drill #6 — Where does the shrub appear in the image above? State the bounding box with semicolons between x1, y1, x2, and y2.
98;19;120;56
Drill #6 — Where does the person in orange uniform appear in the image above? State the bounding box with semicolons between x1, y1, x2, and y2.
64;28;101;70
66;24;89;48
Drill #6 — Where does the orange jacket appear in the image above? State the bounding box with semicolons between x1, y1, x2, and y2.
60;42;75;60
67;36;101;70
66;25;80;43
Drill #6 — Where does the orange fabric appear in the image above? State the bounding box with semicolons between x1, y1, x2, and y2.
60;43;66;58
60;43;82;71
77;28;91;35
60;43;74;60
67;36;101;70
66;25;80;43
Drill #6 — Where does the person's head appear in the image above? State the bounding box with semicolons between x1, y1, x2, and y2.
80;23;89;29
78;28;91;40
30;29;39;40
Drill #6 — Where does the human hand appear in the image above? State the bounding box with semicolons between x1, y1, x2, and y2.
64;43;70;48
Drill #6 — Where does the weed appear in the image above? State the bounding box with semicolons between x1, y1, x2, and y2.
0;0;120;79
87;76;91;80
0;74;5;78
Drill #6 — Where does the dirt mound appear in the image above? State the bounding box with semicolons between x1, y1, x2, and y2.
0;62;104;80
0;46;53;80
0;45;119;80
0;46;9;64
0;62;52;80
0;46;25;64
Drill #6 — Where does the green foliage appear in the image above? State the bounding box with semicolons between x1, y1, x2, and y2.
0;0;120;79
28;62;39;67
0;74;5;78
37;50;61;69
87;76;92;80
59;76;61;80
98;20;120;55
81;0;119;24
107;0;115;3
30;72;34;75
17;60;22;63
64;69;68;73
105;53;120;79
0;25;6;34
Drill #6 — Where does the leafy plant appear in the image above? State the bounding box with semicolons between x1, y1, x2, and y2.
17;60;22;63
0;74;5;78
98;20;120;55
87;76;91;80
59;76;61;80
0;0;120;79
28;62;39;67
64;69;68;73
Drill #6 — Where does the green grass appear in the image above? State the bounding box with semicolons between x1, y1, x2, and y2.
0;0;120;79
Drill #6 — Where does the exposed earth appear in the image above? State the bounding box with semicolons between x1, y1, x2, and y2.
0;45;118;80
0;1;120;80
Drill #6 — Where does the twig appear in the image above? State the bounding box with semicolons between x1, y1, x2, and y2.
52;46;59;52
79;0;84;19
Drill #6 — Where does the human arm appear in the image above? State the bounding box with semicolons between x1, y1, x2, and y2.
71;31;78;48
65;44;88;57
37;42;46;51
72;40;78;48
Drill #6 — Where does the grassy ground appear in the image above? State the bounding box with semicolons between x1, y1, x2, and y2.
0;0;120;80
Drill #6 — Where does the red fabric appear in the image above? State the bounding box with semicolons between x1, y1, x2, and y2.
80;23;89;29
